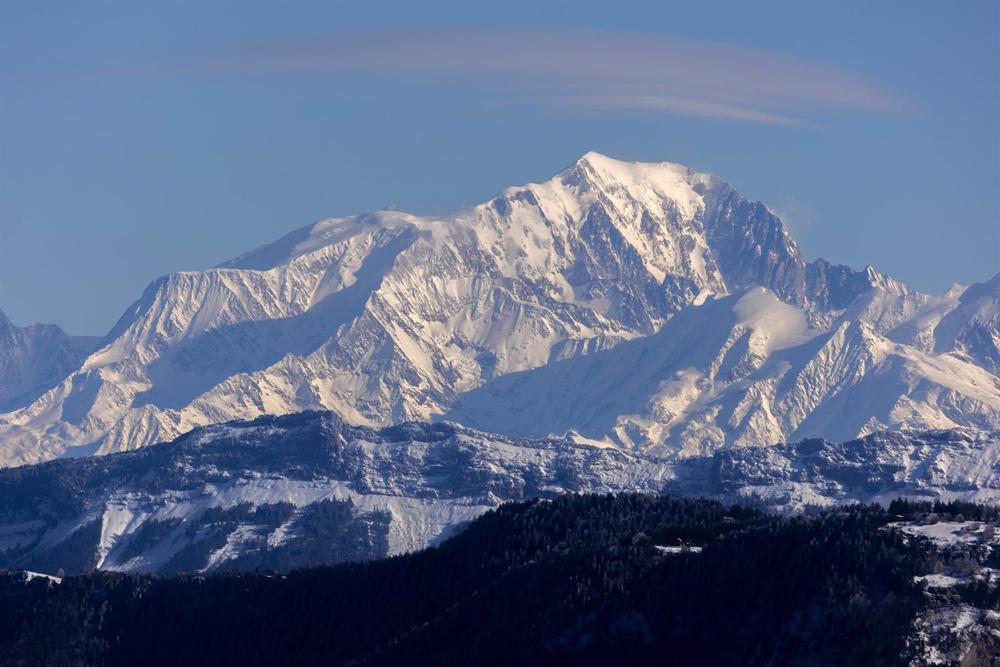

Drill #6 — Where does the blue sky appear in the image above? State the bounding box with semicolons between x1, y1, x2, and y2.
2;1;997;334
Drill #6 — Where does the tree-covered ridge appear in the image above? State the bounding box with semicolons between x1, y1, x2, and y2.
0;494;953;666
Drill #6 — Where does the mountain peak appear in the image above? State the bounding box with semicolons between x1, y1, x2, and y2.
570;151;711;186
573;150;697;176
556;151;717;224
864;265;910;295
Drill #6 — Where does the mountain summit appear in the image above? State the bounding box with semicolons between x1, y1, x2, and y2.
0;153;997;466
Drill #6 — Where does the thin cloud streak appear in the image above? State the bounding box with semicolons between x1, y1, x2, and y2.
533;94;815;127
210;27;912;126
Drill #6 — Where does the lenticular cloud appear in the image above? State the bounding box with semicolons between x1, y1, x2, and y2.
222;27;911;126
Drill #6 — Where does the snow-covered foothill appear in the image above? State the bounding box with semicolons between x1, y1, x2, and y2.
2;410;1000;575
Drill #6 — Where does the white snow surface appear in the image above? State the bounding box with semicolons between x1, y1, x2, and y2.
654;545;702;554
21;570;62;584
896;521;990;548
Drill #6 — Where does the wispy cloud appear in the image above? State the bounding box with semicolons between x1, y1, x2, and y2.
11;26;905;127
201;27;911;127
531;94;815;127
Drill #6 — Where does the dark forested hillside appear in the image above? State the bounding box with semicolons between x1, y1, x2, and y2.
0;495;951;666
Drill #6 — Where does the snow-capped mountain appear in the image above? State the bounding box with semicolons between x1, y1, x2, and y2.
0;152;996;466
932;272;1000;376
0;310;96;412
448;284;1000;455
1;410;998;575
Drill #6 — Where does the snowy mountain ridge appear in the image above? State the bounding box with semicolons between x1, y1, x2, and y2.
0;152;997;467
0;310;97;412
448;285;1000;455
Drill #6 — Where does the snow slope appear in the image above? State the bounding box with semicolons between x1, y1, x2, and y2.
932;273;1000;375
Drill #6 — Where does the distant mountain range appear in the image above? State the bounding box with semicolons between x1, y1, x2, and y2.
1;152;997;468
